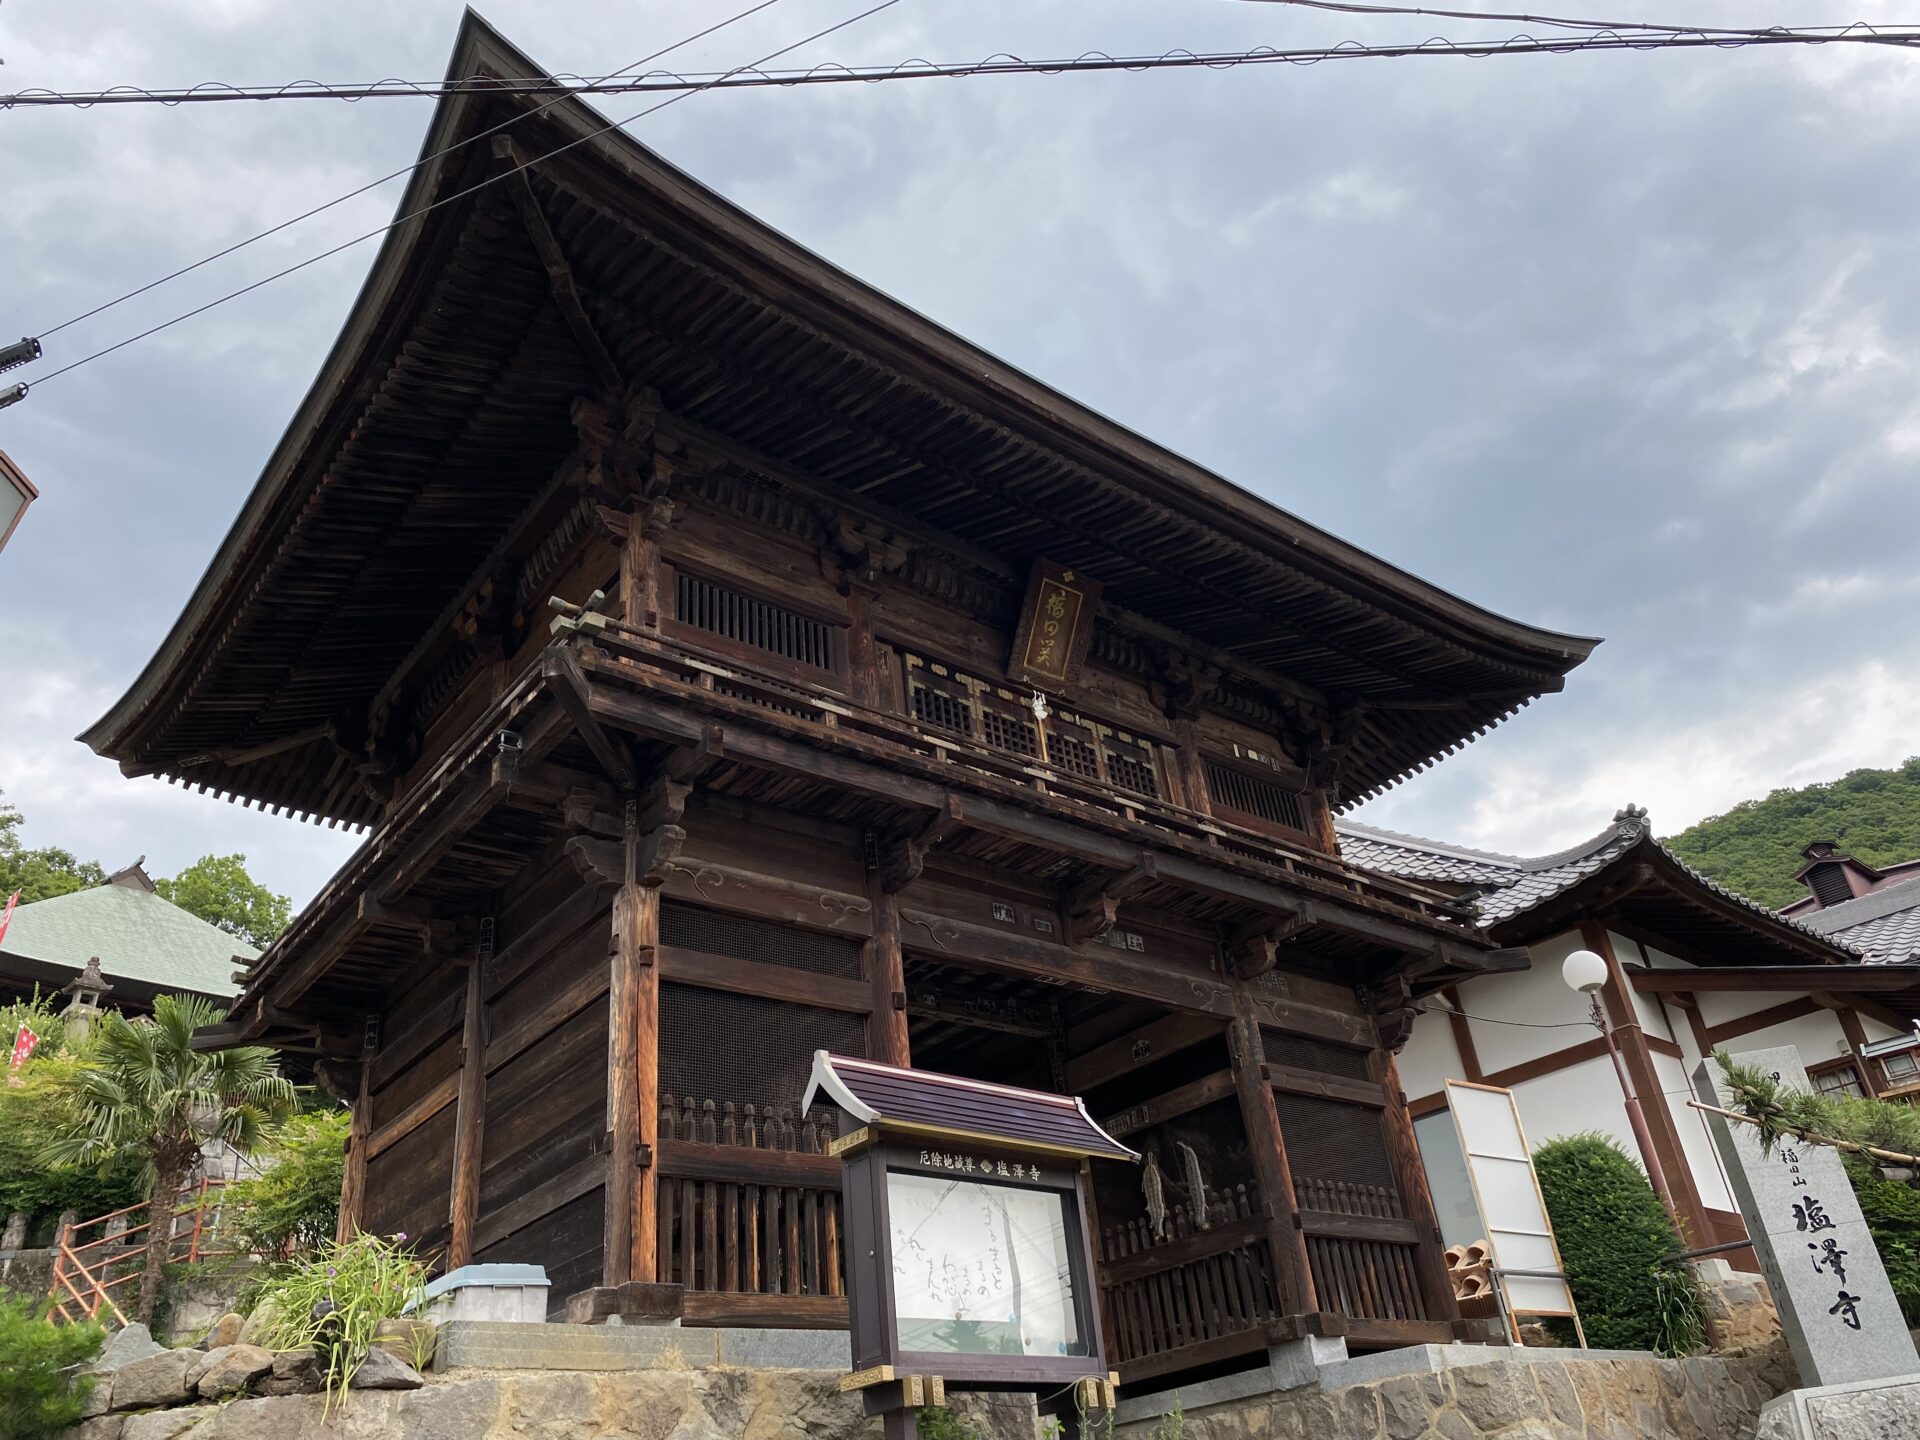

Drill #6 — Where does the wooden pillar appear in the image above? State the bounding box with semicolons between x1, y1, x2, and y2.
1226;990;1315;1315
1369;1047;1461;1323
606;814;665;1286
867;882;910;1067
447;924;492;1270
620;486;672;630
336;1061;371;1244
1442;987;1485;1083
1835;1006;1882;1097
1584;921;1711;1244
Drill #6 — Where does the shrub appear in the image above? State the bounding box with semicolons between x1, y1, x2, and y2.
0;1054;145;1237
252;1231;431;1408
210;1108;348;1259
1844;1156;1920;1326
0;1295;104;1439
1533;1132;1703;1354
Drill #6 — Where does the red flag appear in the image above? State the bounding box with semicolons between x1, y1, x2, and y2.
9;1025;36;1071
0;890;16;947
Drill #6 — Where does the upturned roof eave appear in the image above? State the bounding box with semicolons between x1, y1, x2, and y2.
83;11;1596;784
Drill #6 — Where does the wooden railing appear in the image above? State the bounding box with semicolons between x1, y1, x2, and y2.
656;1095;845;1326
1296;1176;1429;1324
47;1178;231;1326
1097;1186;1282;1371
565;622;1470;932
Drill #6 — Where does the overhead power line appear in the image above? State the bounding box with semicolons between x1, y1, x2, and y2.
36;0;791;341
4;21;1918;110
6;12;1914;403
17;0;904;396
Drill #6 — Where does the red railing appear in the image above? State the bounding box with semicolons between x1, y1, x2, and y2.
46;1177;232;1326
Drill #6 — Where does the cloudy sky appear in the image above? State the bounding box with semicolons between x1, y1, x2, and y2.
2;1;1917;906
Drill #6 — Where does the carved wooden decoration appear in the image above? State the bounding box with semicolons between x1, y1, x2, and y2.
1006;558;1102;693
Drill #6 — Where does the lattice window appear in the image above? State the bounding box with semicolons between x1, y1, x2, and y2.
662;903;863;979
1047;727;1102;780
979;701;1040;757
673;570;837;673
905;658;976;738
1103;732;1160;798
1205;760;1307;831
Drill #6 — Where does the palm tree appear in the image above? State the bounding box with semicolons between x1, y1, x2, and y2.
42;993;296;1324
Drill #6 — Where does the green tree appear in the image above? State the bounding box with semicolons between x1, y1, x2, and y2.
214;1108;348;1258
156;853;293;949
0;1052;146;1236
40;994;296;1324
1665;757;1920;909
0;791;105;905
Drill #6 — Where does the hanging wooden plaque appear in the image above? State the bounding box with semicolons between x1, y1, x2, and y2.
1007;559;1102;693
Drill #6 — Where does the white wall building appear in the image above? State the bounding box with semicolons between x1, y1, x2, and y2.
1340;806;1920;1256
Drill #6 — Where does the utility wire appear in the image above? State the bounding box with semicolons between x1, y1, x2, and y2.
35;0;790;340
12;13;1916;396
23;0;904;392
6;21;1918;111
1231;1;1887;39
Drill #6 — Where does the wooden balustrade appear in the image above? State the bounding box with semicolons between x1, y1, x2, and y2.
1295;1173;1428;1323
1096;1186;1282;1367
655;1094;846;1327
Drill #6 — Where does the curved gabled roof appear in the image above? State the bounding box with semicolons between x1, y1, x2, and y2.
0;871;250;1000
1340;806;1856;966
83;13;1596;824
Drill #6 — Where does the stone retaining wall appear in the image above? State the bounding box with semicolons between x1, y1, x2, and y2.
1116;1342;1800;1440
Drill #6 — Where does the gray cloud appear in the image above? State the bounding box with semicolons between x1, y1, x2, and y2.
2;0;1916;899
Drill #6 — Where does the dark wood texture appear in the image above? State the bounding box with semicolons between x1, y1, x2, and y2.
448;950;489;1269
1228;993;1314;1315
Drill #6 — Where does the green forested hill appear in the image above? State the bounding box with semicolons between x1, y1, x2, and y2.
1663;758;1920;909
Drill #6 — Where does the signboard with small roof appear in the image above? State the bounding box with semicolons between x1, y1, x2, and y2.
801;1051;1137;1438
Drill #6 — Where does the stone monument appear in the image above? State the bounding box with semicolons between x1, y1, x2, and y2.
1695;1046;1920;1438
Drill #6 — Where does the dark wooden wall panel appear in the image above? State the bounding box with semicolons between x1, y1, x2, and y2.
363;1104;457;1246
477;1185;605;1318
370;1029;462;1129
478;995;609;1216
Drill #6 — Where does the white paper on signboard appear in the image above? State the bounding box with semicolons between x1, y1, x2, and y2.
1445;1080;1584;1338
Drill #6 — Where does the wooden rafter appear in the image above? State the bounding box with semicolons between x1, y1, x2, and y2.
494;136;624;395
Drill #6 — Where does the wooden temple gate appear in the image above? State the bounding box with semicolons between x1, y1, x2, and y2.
95;21;1592;1389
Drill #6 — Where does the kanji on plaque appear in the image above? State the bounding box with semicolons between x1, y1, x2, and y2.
1007;559;1102;692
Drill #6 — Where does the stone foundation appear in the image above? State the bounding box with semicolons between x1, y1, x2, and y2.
1698;1262;1783;1353
1114;1341;1801;1440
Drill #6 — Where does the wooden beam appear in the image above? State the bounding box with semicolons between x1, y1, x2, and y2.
658;944;870;1013
1064;1013;1224;1094
1833;1006;1883;1098
582;677;1489;960
336;1059;371;1243
1442;988;1485;1083
494;136;625;394
1369;1047;1458;1322
867;877;910;1067
1098;1069;1237;1140
1631;965;1920;995
447;925;491;1270
1228;991;1314;1314
660;855;872;938
606;804;667;1286
364;1071;459;1162
1702;996;1824;1048
1586;922;1711;1248
1228;914;1309;981
881;802;963;896
895;907;1234;1018
549;649;637;789
1065;855;1160;945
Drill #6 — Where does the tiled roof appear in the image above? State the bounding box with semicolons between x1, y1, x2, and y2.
0;877;251;999
1797;873;1920;964
1337;813;1641;925
1338;807;1849;949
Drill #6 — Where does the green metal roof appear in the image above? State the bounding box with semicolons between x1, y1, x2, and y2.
1;871;252;1000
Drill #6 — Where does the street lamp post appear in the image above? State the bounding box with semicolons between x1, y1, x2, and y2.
1561;948;1675;1209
